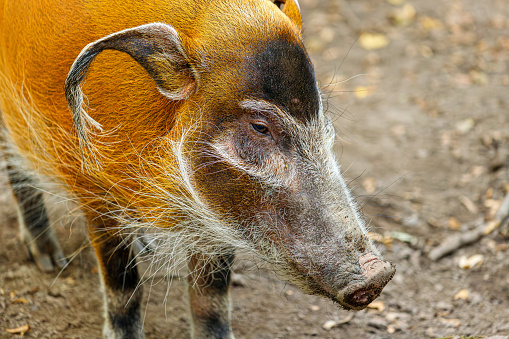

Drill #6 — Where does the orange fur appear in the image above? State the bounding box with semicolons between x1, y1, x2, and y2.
0;0;303;224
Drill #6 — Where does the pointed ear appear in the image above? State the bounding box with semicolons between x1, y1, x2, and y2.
65;22;196;104
65;22;197;166
274;0;303;32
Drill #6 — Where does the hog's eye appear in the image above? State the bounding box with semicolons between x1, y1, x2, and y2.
251;123;270;136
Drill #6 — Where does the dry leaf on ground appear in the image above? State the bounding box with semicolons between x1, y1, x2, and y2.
389;4;416;26
419;16;444;31
6;324;30;336
485;199;502;221
12;298;28;304
448;217;461;231
368;301;386;312
322;313;355;330
458;254;484;269
359;33;389;50
459;196;478;214
454;289;469;300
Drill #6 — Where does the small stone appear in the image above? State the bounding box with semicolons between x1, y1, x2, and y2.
48;287;62;298
368;316;388;329
385;312;410;322
435;300;453;311
403;213;420;228
417;149;429;159
322;314;354;330
438;317;461;327
468;292;483;305
455;118;475;135
322;320;337;331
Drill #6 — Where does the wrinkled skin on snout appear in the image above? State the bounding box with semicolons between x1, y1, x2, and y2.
190;35;395;310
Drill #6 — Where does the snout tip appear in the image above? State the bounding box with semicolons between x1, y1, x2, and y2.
337;258;396;310
347;288;378;307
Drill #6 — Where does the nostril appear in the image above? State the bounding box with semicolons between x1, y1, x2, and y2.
346;287;378;307
352;290;376;305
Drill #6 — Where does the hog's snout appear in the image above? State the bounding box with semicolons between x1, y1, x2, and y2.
337;253;395;310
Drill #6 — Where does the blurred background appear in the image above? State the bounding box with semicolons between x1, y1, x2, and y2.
1;0;508;338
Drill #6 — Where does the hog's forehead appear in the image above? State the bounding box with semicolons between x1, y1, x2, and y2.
243;36;320;122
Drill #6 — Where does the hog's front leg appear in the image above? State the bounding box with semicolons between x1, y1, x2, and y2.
90;225;145;339
4;159;67;272
188;252;235;339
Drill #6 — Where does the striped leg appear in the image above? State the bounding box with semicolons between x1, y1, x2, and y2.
188;252;235;339
90;226;145;339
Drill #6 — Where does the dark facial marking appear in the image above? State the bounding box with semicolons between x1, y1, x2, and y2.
247;36;320;122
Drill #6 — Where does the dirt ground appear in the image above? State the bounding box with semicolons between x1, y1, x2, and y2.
1;0;509;338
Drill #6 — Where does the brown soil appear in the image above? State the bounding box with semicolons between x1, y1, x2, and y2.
1;0;509;338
